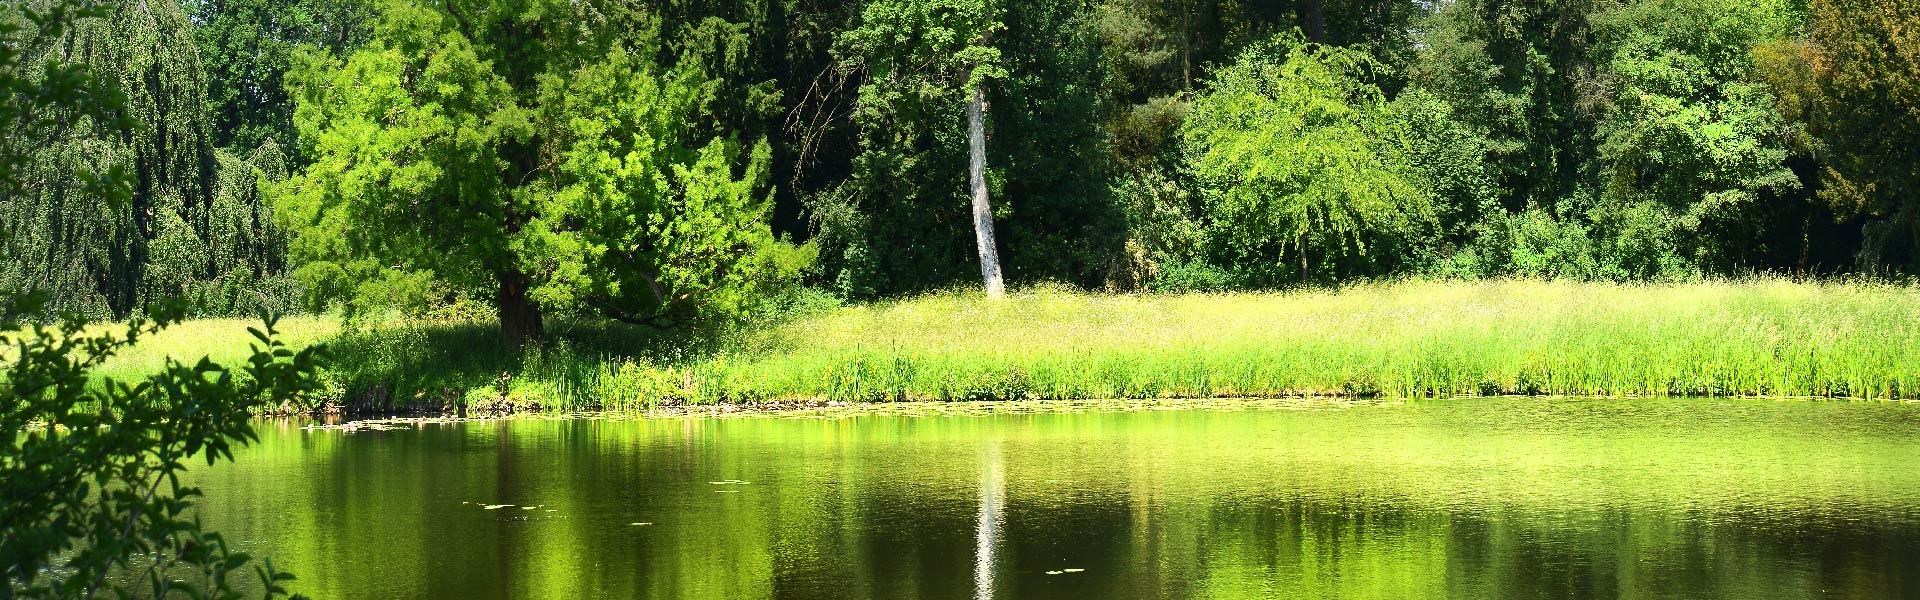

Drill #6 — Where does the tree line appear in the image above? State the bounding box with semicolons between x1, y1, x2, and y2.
3;0;1916;343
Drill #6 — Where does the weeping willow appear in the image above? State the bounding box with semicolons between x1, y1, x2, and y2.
0;0;293;319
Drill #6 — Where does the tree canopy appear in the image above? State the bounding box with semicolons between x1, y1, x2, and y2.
1181;36;1433;284
1;0;294;321
278;0;802;345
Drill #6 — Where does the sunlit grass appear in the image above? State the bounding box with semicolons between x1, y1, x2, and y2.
317;278;1920;412
88;315;339;386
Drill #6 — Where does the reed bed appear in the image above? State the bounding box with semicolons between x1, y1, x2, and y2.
702;279;1916;401
325;278;1920;412
79;279;1920;412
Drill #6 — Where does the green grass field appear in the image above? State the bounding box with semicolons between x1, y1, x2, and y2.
74;279;1920;412
89;315;340;386
295;278;1920;412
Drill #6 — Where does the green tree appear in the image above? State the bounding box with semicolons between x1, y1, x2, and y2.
1181;35;1434;284
184;0;373;155
1;302;323;598
0;0;294;320
831;0;1009;296
1408;0;1599;215
1586;0;1801;276
815;0;1122;297
1784;0;1920;272
1391;86;1499;267
279;0;800;345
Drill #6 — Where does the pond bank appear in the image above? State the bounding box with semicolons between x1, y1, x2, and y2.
95;279;1920;414
320;279;1920;413
286;393;1908;425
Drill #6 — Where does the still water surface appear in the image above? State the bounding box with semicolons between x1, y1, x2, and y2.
190;398;1920;599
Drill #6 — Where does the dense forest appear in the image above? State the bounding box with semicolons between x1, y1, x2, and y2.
3;0;1916;341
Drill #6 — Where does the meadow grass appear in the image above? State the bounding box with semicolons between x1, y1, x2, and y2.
89;315;340;386
314;278;1920;412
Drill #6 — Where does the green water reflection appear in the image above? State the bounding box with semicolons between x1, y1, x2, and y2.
190;398;1920;599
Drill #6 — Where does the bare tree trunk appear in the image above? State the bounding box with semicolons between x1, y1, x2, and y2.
968;83;1006;299
498;267;544;349
1303;0;1326;43
1180;0;1193;90
1298;234;1309;283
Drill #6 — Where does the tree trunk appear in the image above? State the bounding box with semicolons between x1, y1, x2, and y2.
1298;234;1309;283
1180;0;1193;91
967;83;1006;299
498;267;544;349
1303;0;1326;43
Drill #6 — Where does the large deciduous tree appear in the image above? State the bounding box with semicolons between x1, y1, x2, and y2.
835;0;1009;297
1181;35;1434;284
1781;0;1920;272
1408;0;1598;216
1586;0;1800;276
815;0;1120;298
280;0;801;347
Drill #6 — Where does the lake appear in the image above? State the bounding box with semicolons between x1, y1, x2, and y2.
186;397;1920;599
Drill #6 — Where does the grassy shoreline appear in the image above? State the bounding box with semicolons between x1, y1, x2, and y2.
96;279;1920;413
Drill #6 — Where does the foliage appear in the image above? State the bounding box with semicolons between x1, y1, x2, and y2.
1407;0;1599;214
1788;0;1920;272
2;3;324;596
1391;86;1499;260
1404;0;1841;280
279;0;801;342
1441;208;1605;280
12;0;1920;319
1;299;326;598
813;0;1121;297
184;0;373;155
812;0;1007;298
1587;0;1801;275
0;0;295;320
1181;34;1434;285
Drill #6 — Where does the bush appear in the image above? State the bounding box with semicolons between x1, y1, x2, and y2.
1;295;326;598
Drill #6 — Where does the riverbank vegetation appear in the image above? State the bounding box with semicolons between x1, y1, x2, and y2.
174;279;1912;413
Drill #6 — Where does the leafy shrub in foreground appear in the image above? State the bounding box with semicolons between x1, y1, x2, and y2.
2;296;328;598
